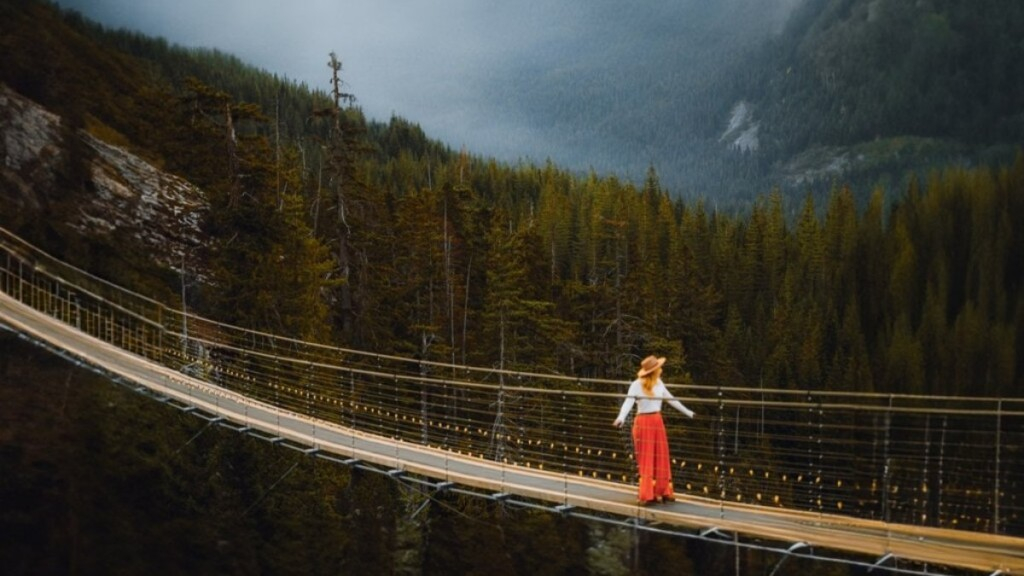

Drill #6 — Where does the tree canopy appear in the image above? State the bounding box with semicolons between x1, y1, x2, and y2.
1;0;1022;396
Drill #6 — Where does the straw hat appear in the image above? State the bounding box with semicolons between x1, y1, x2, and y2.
637;355;666;378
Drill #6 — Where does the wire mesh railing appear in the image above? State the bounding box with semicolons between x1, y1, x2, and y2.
1;225;1020;537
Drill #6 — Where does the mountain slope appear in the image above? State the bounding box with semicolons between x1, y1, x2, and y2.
759;0;1024;147
0;82;206;280
479;0;800;199
477;0;1024;202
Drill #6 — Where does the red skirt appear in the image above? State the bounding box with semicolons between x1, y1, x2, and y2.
632;412;675;502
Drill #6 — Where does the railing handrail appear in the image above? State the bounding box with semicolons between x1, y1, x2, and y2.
2;224;1020;408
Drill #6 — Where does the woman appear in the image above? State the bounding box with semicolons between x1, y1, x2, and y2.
613;355;695;505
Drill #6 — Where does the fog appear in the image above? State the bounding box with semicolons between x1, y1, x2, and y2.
56;0;802;174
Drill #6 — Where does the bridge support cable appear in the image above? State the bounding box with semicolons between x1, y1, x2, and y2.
700;526;730;540
242;460;299;516
767;541;809;576
173;419;217;455
869;552;896;572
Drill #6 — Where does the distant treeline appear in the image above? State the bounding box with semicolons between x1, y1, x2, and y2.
2;0;1022;396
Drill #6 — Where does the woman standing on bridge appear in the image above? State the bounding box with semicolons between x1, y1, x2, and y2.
613;355;695;505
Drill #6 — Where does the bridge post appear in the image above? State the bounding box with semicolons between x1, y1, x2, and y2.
155;304;160;360
574;389;583;478
815;395;823;514
717;386;725;515
806;391;815;513
994;398;1002;534
921;413;930;527
348;370;356;432
419;360;428;447
938;415;946;527
883;395;892;524
560;389;566;475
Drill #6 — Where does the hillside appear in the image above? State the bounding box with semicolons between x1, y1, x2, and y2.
20;0;1022;208
3;3;1022;573
1;0;1022;398
758;0;1024;148
748;0;1024;188
0;83;205;272
478;0;1024;203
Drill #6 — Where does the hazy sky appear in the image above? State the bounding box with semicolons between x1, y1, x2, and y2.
54;0;805;181
55;0;579;158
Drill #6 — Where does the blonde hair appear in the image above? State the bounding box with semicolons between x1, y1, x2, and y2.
640;368;661;396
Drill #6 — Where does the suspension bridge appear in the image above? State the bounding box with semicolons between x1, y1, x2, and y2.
1;226;1021;574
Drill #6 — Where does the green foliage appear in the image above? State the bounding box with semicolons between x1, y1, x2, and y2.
3;0;1023;396
173;78;334;341
477;209;576;373
6;4;1024;573
755;0;1024;154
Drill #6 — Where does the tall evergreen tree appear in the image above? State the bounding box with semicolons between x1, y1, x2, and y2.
178;78;333;340
477;211;574;374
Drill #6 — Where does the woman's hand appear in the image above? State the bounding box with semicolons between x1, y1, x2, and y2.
613;418;623;428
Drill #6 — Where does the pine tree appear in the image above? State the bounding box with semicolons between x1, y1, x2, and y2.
313;52;379;345
477;210;574;374
392;185;448;358
178;78;334;341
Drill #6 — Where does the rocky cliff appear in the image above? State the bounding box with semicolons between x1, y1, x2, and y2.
0;83;206;273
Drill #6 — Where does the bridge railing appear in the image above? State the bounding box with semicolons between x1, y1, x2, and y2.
1;226;1020;536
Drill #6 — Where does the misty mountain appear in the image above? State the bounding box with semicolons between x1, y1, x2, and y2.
472;0;1024;203
5;0;1022;211
472;0;798;193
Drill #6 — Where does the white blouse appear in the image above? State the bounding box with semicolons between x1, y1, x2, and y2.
614;378;694;424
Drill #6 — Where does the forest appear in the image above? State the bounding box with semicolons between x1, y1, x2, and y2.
1;1;1022;573
1;0;1022;397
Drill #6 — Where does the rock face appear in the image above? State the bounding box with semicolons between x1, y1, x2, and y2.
0;83;207;272
0;83;62;213
720;100;760;153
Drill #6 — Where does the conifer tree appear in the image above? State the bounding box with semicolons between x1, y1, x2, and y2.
856;187;889;353
477;211;574;374
313;52;381;345
392;186;448;358
178;78;333;341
